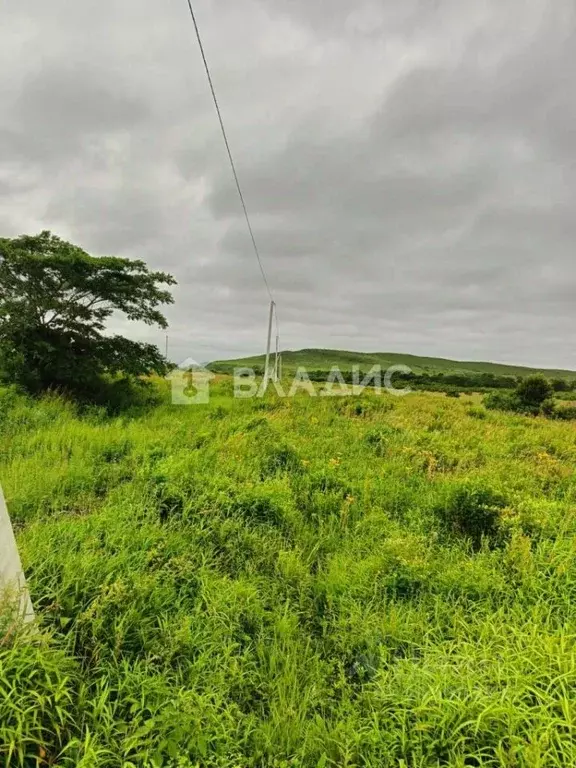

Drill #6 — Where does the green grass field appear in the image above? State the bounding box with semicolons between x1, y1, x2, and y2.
210;348;576;379
1;380;576;766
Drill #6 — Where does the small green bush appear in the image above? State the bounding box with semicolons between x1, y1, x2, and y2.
516;374;553;409
485;390;538;415
539;398;556;417
436;483;507;549
555;405;576;421
484;391;512;411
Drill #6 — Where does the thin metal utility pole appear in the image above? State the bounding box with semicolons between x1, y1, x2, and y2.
165;334;169;361
274;334;279;382
264;300;275;385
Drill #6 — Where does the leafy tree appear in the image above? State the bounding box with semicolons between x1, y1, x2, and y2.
0;231;176;397
515;374;553;409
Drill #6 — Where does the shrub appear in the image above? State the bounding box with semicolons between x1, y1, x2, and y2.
485;376;555;417
551;378;570;392
555;405;576;421
484;391;520;412
539;398;556;417
436;484;507;550
516;375;553;409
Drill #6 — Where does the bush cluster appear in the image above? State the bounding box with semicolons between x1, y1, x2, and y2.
485;374;576;419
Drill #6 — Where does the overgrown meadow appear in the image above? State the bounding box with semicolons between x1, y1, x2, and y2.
1;379;575;767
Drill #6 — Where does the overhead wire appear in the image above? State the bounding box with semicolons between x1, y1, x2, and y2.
183;0;277;312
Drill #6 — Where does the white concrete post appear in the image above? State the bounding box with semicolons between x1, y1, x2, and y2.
0;484;34;623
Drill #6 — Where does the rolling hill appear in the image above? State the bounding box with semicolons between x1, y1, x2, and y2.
209;348;576;379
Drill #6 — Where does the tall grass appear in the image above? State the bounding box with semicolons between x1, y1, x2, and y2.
1;382;575;766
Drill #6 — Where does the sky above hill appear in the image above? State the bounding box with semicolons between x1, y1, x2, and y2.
2;0;575;368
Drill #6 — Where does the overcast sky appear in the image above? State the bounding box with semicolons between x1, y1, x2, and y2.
2;0;575;368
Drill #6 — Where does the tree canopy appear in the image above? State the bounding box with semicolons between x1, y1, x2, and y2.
516;374;553;409
0;231;176;397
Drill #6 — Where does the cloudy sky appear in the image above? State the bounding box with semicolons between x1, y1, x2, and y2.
2;0;575;367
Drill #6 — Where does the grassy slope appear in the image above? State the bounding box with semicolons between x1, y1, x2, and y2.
1;382;576;766
211;347;576;378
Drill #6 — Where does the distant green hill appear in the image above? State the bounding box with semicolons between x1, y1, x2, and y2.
209;348;576;380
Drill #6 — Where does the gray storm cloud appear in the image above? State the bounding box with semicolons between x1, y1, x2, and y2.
1;0;575;367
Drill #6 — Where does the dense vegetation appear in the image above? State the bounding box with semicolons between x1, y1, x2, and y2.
302;369;520;394
2;381;576;766
214;365;575;399
484;374;576;420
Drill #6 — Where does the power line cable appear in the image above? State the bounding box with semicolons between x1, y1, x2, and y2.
183;0;276;308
